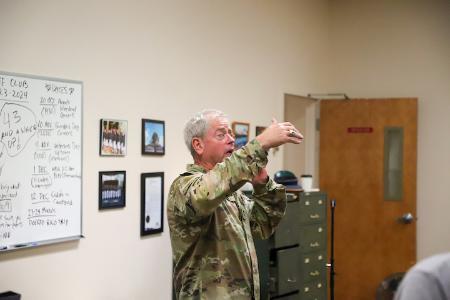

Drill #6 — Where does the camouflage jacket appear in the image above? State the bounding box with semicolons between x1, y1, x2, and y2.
168;140;286;299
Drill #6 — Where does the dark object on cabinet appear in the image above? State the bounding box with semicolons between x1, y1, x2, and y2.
0;291;21;300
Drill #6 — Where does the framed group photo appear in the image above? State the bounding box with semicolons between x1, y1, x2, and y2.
99;171;126;209
100;119;128;156
232;121;250;150
141;172;164;236
142;119;165;155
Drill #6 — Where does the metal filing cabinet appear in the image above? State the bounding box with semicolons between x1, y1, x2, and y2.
298;191;327;300
254;190;327;300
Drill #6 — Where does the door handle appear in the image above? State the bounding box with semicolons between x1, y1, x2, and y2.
398;212;415;224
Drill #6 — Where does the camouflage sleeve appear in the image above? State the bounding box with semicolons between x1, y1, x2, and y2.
172;139;269;219
249;179;287;240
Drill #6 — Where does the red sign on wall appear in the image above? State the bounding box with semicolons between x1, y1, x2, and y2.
347;127;373;133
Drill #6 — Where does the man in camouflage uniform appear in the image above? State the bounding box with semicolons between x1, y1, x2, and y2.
168;109;303;299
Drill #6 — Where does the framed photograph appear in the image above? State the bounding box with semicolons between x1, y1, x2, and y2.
232;121;250;149
99;171;126;209
255;126;267;137
141;172;164;236
142;119;165;155
100;119;128;156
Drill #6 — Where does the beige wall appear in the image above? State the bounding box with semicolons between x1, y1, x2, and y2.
284;95;309;177
283;94;318;187
0;0;329;299
328;0;450;258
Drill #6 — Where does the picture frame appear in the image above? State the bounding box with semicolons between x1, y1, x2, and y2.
142;119;165;155
255;126;267;137
232;121;250;149
99;171;126;209
141;172;164;236
100;119;128;156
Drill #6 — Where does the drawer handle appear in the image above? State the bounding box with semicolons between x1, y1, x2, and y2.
309;271;320;276
310;242;320;247
310;214;320;219
286;193;298;200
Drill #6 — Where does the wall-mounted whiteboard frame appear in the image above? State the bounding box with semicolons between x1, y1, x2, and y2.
0;71;83;252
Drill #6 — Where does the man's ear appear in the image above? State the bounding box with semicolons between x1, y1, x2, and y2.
192;137;204;156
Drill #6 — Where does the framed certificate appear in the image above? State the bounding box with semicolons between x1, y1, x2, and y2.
140;172;164;236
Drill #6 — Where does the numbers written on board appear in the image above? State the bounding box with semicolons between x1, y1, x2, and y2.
2;109;21;128
0;103;37;156
0;87;28;100
0;77;29;101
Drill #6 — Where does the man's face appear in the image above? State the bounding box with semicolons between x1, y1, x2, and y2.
199;117;235;168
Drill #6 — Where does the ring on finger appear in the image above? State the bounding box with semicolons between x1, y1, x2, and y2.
288;129;296;137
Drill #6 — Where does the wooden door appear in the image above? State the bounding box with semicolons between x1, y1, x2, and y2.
319;98;417;299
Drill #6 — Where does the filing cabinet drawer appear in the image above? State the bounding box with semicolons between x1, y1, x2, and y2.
270;247;300;296
299;251;327;283
272;200;300;248
298;224;326;253
299;280;326;300
271;292;300;300
301;192;327;201
299;193;326;224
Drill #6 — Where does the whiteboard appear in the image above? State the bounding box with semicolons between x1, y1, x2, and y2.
0;71;82;251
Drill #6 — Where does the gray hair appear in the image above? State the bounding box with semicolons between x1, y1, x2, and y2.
184;109;228;156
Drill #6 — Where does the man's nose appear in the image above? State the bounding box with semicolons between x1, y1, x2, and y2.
227;133;235;143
